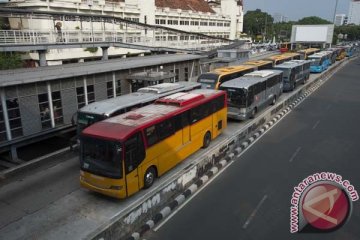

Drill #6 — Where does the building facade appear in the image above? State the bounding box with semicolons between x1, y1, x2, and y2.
334;14;347;26
348;0;360;25
0;0;244;65
0;54;203;158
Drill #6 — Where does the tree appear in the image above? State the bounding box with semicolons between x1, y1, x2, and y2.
243;9;274;41
0;52;23;70
297;16;331;25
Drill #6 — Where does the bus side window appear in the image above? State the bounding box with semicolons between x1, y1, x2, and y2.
248;86;254;105
173;111;190;132
212;95;225;113
156;119;175;140
145;125;159;147
125;132;145;173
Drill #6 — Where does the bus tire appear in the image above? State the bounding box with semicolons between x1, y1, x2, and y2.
143;167;157;189
250;108;257;119
271;96;276;105
202;131;211;148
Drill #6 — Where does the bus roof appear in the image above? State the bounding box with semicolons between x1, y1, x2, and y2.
274;61;303;69
242;60;273;66
264;54;291;61
287;60;311;64
297;48;320;53
78;82;200;116
211;65;256;75
220;70;283;89
82;89;224;141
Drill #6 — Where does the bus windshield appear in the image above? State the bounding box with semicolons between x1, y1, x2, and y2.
77;112;105;135
223;87;247;108
80;137;122;179
275;68;290;81
197;73;219;89
309;59;321;66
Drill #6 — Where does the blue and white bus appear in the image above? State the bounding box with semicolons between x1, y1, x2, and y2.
274;60;311;91
219;70;283;120
308;52;331;73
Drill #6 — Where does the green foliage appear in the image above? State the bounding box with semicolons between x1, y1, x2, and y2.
335;25;360;41
297;16;331;25
243;9;274;40
0;52;23;70
84;47;98;53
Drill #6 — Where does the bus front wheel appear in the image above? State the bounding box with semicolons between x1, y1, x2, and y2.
271;96;276;105
202;131;211;148
144;167;157;189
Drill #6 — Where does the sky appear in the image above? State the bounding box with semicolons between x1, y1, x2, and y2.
244;0;351;21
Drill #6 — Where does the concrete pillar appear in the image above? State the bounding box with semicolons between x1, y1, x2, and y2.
38;50;47;67
78;58;85;63
0;89;11;141
10;145;18;161
112;72;116;97
47;82;55;128
101;47;109;60
83;76;88;105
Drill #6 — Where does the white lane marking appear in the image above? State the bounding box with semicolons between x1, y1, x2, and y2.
289;147;302;163
242;194;268;229
312;120;321;130
153;160;234;232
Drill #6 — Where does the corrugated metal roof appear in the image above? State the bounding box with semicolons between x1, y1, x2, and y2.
0;54;204;87
155;0;215;13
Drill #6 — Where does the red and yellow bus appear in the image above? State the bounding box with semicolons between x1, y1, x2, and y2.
281;52;301;60
80;89;227;199
197;65;256;89
279;42;291;53
297;48;320;60
242;60;273;70
263;54;293;66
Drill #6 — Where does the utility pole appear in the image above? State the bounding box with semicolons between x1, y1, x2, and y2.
333;0;339;23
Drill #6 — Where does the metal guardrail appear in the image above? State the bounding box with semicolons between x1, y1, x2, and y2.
0;30;227;51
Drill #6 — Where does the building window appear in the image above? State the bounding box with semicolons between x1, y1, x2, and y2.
107;81;114;98
217;22;223;27
6;98;23;138
175;69;179;82
200;21;208;26
115;80;122;96
0;103;6;142
184;67;189;81
38;93;51;129
160;19;166;24
52;91;63;126
76;87;86;109
155;19;160;24
87;85;95;104
191;21;199;26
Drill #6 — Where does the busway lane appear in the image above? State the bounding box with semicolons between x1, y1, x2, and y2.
144;55;360;240
0;59;349;240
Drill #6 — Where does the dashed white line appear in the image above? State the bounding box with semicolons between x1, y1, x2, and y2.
153;160;234;232
289;147;302;163
242;194;268;229
312;120;321;130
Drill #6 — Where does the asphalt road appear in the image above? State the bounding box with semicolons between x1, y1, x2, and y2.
144;58;360;240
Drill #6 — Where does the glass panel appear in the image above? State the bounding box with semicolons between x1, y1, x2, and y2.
81;137;122;179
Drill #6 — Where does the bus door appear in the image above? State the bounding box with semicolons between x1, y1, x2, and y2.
181;112;191;144
124;132;146;196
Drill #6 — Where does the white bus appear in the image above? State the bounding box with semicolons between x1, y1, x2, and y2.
219;70;283;120
274;60;310;91
75;82;201;136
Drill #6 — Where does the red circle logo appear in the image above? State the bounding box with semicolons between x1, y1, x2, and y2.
301;183;350;231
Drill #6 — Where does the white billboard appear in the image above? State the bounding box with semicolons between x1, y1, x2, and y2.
291;25;334;44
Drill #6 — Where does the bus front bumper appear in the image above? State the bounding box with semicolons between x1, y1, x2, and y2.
80;171;127;199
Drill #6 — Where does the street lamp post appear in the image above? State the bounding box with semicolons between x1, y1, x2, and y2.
87;0;94;42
